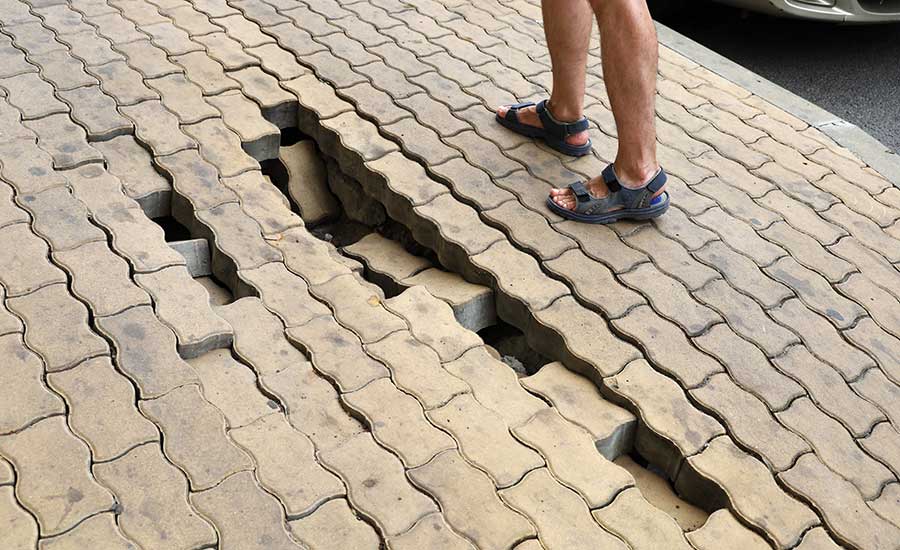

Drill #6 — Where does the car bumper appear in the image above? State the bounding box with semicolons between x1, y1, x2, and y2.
715;0;900;22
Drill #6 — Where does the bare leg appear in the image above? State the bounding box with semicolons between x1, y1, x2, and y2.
550;0;663;211
496;0;593;147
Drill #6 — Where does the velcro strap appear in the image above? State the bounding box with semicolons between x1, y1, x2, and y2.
645;169;667;193
569;181;592;202
601;164;621;192
536;100;590;139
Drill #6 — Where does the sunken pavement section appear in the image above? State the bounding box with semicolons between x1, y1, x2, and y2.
1;0;900;549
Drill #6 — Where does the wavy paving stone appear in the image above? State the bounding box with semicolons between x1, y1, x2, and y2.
56;85;133;140
261;363;365;450
861;422;900;479
677;435;818;549
760;221;854;284
693;323;804;410
686;509;772;550
318;111;401;180
93;443;216;550
7;283;109;372
829;237;900;301
279;140;339;225
47;356;157;461
183;117;259;177
139;384;252;490
191;471;303;549
230;413;344;517
187;349;276;428
88;59;159;107
344;378;456;468
0;72;69;122
229;66;297;129
611;305;724;388
500;468;628;550
777;397;892;499
28;49;98;91
92;206;186;273
0;333;64;435
38;512;138;550
239;262;332;327
689;372;809;472
428;393;543;488
606;359;724;477
839;273;900;339
780;454;900;550
120;99;196;156
54;241;151;317
592;487;694;550
309;274;406;344
207;89;279;161
794;527;845;549
271;227;353;288
822;204;900;263
0;34;37;79
288;498;381;550
0;100;35;145
0;223;67;297
319;432;437;536
543;251;642;319
135;265;233;358
92;136;171;217
0;417;115;536
623;226;720;292
0;485;39;550
216;297;305;377
195;202;282;283
286;315;390;393
88;11;145;45
619;263;721;336
115;39;184;79
765;256;866;329
343;233;432;292
388;512;475;550
58;30;124;67
409;449;535;550
144;73;219;126
0;286;23;336
852;368;900;431
845;318;900;383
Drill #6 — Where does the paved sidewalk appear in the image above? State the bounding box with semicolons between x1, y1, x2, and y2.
1;0;900;549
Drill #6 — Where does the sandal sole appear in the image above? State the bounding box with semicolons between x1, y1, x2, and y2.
546;193;671;224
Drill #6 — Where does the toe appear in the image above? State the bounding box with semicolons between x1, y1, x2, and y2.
497;105;508;118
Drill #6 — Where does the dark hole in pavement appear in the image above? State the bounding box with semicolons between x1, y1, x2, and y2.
153;215;191;242
478;321;551;377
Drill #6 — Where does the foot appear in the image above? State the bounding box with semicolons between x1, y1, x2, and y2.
496;102;589;148
549;166;666;211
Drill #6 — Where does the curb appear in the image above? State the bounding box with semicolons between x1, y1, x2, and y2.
655;22;900;188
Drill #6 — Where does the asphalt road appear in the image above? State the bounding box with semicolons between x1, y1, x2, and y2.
653;2;900;155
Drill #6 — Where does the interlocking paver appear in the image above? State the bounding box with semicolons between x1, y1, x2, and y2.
38;512;137;550
0;484;38;549
183;117;260;177
191;471;304;549
809;147;891;194
780;453;900;550
28;49;97;91
92;135;170;216
88;11;146;45
239;262;332;327
0;223;67;297
0;286;23;336
229;66;297;129
388;512;475;550
120;99;196;155
289;499;381;550
345;377;456;468
146;73;219;124
319;432;438;536
48;356;157;461
93;443;216;550
207;90;279;160
0;333;65;435
58;30;124;66
592;487;694;550
760;221;853;283
839;273;900;339
851;367;900;429
830;236;900;301
0;72;68;121
54;241;151;317
409;449;535;550
816;174;900;228
0;417;115;535
861;422;900;479
216;297;303;376
765;256;865;329
846;318;900;381
139;384;252;490
308;274;406;343
187;349;275;428
778;396;891;499
56;85;133;140
822;203;900;263
230;413;345;517
693;240;791;308
20;186;108;253
623;226;720;291
544;249;645;319
686;509;772;550
135;265;233;357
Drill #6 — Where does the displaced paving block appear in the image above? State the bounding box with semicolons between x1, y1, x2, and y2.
501;468;629;550
0;417;115;536
54;241;151;317
286;315;390;392
384;285;483;362
613;455;708;531
325;157;387;226
38;513;138;550
187;349;276;428
191;471;303;549
521;362;637;460
221;170;300;236
281;141;340;225
319;432;438;536
310;273;407;344
270;225;352;286
289;499;380;550
120;100;197;156
135;265;234;358
344;377;456;468
445;346;547;427
230;66;297;128
93;135;172;218
261;363;365;451
605;359;724;479
184;117;260;177
217;297;307;376
139;385;253;490
168;238;211;277
0;333;65;435
686;509;771;550
47;356;158;462
344;233;430;295
402;268;496;332
513;408;634;508
428;393;544;488
0;485;39;550
0;223;67;297
95;305;200;398
365;330;471;409
56;85;133;141
207;90;280;161
592;487;694;550
93;206;187;273
230;414;345;517
239;262;332;327
409;449;535;550
7;283;109;372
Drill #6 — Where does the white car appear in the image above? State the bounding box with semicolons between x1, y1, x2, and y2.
713;0;900;22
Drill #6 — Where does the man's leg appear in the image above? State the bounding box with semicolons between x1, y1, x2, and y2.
550;0;663;210
496;0;593;148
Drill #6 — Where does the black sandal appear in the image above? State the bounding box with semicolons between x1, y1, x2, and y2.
496;99;592;157
547;164;670;224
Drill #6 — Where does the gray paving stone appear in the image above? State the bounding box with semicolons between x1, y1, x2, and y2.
18;185;106;251
114;39;184;79
58;30;124;66
207;89;279;161
220;170;300;236
146;73;219;124
120;99;198;156
193;31;258;70
183;117;259;177
289;499;381;550
88;11;146;45
23;114;104;170
0;223;67;297
0;333;65;435
92;205;187;273
229;66;297;129
765;256;866;329
0;72;68;121
88;59;159;106
238;262;331;328
56;85;133;140
92;135;172;218
4;22;66;56
28;49;97;91
54;241;150;317
186;349;275;428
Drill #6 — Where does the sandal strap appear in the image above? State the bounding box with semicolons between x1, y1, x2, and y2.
503;101;536;123
570;165;668;215
536;100;589;140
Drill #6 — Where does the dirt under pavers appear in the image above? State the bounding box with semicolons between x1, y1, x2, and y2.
2;0;900;549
